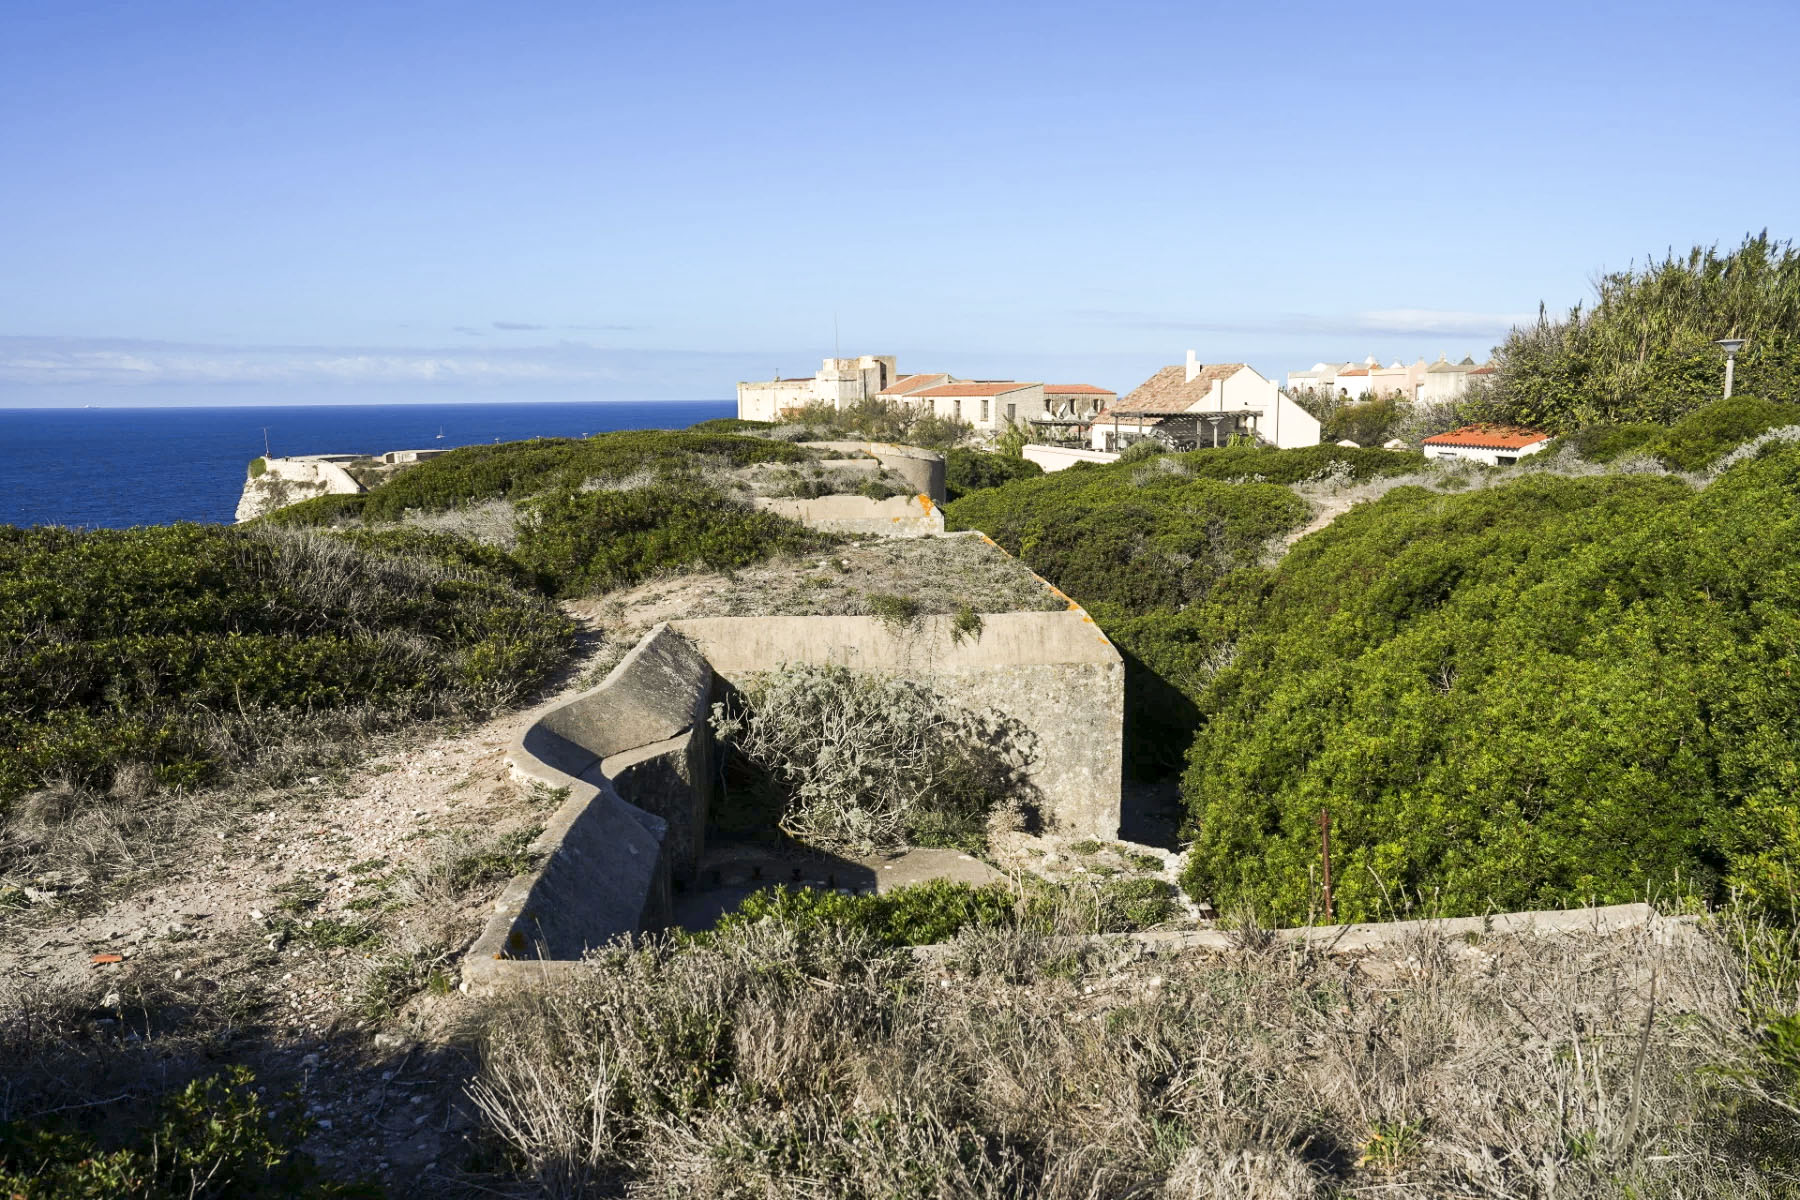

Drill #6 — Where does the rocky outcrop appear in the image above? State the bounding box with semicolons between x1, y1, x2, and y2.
235;456;365;522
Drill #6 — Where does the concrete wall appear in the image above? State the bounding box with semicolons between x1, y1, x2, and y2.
752;493;946;537
670;609;1124;839
1023;445;1120;472
799;441;946;502
463;626;715;993
737;379;819;422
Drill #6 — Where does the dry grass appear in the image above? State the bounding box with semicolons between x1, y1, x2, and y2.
470;914;1800;1199
580;535;1063;630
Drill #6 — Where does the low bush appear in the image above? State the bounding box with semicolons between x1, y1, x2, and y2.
712;879;1016;947
1562;420;1666;463
514;483;827;596
1178;444;1800;921
687;418;775;434
1647;394;1797;471
943;447;1042;500
357;430;812;520
0;524;571;815
945;464;1307;613
0;1067;363;1198
471;904;1797;1198
779;397;971;450
710;665;1033;852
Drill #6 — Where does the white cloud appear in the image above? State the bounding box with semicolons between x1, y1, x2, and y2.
0;336;632;387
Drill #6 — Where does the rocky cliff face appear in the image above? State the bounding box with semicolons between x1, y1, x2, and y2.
235;456;364;522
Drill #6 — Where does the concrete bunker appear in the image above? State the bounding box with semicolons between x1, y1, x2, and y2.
464;593;1124;992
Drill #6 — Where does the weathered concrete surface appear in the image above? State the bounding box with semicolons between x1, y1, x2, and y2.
912;902;1692;963
800;441;946;503
1022;444;1120;473
671;611;1124;838
463;626;714;994
752;492;946;537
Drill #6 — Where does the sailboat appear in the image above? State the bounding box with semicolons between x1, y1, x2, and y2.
435;426;445;440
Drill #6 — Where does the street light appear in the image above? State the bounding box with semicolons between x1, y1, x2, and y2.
1716;338;1747;399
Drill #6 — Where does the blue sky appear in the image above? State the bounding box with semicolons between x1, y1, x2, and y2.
3;0;1796;405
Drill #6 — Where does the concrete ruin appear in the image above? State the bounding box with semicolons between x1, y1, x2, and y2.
463;588;1125;991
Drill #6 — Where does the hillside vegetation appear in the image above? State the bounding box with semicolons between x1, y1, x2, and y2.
945;444;1426;771
1481;231;1800;430
0;524;570;823
1179;439;1800;921
263;430;831;595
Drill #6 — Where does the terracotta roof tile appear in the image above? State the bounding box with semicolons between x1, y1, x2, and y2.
912;382;1037;398
1088;363;1253;425
1044;384;1115;395
1422;424;1550;450
877;373;950;396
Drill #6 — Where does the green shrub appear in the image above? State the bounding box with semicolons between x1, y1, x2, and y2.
513;483;826;596
687;418;775;433
247;456;267;479
712;879;1015;947
783;397;972;450
0;1067;367;1198
944;448;1043;500
1479;233;1800;430
1323;395;1405;446
710;665;1030;852
1648;395;1798;471
947;468;1303;613
0;525;571;808
357;431;811;520
260;492;368;527
1563;421;1666;463
1177;445;1800;922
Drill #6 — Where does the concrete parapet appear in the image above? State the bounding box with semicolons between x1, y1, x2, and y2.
912;902;1691;963
752;493;945;537
800;441;946;503
463;626;714;995
1022;445;1120;473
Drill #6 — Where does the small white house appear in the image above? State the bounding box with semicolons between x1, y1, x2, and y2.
1092;354;1321;451
1421;424;1552;466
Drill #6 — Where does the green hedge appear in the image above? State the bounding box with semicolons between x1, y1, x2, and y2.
1178;445;1800;921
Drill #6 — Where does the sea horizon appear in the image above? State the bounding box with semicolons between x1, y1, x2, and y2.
0;398;736;529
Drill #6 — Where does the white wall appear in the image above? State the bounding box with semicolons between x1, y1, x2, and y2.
1423;440;1549;466
1023;445;1119;472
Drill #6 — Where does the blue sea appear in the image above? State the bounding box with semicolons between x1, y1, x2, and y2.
0;401;735;529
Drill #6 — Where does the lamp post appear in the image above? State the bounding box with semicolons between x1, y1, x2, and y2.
1716;338;1746;399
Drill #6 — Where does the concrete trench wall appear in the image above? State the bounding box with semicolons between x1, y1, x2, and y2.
670;609;1124;840
799;441;946;503
752;492;945;537
462;626;714;994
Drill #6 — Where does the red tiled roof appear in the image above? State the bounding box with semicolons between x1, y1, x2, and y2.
1090;363;1248;424
877;373;949;396
1468;366;1498;375
1044;384;1115;395
1422;424;1550;450
912;381;1037;398
1338;368;1369;377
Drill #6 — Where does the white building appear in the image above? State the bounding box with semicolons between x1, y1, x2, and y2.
1092;353;1321;451
1417;355;1500;405
1420;424;1551;466
908;381;1046;434
737;355;898;422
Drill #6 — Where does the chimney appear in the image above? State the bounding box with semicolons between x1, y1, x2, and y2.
1186;349;1199;382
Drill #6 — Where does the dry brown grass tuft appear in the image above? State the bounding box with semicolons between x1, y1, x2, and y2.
469;915;1800;1199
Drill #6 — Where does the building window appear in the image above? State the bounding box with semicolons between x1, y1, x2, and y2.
981;398;990;422
953;399;962;421
1006;402;1016;423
